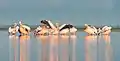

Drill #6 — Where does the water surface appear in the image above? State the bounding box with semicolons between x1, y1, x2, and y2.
0;31;120;61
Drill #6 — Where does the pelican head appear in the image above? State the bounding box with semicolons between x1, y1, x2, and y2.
19;21;22;25
41;20;48;24
108;27;112;30
67;24;74;28
102;26;112;31
13;23;17;27
56;23;59;27
56;23;59;26
84;24;88;27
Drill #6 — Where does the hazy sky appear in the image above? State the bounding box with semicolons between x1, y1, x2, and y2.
0;0;117;9
0;0;120;25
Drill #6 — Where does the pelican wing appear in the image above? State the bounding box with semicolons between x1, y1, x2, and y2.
8;26;18;34
22;25;31;31
41;20;51;28
70;27;77;32
59;24;67;30
59;24;69;31
8;27;12;32
84;28;95;34
102;26;112;32
36;26;42;30
59;28;69;34
41;20;52;29
47;20;56;29
84;26;98;34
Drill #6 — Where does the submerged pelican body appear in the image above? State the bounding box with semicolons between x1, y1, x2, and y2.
8;23;19;35
18;21;31;35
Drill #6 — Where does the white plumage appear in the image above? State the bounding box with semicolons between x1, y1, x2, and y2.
8;23;19;35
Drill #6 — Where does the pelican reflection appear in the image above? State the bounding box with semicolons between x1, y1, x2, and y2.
36;35;49;61
103;35;113;61
36;35;77;61
70;35;77;61
49;35;59;61
59;35;77;61
9;35;19;61
85;35;98;61
36;35;59;61
59;35;69;61
103;35;111;45
19;35;30;61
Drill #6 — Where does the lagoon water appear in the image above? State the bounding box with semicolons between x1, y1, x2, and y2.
0;0;120;61
0;31;120;61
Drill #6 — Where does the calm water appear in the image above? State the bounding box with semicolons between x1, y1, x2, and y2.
0;0;120;61
0;31;120;61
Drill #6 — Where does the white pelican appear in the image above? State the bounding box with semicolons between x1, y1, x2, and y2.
84;24;98;35
33;20;52;35
101;26;112;35
59;24;77;35
40;20;77;35
33;26;42;35
69;24;77;35
8;23;19;35
18;21;31;35
40;20;59;35
41;20;56;29
33;25;49;35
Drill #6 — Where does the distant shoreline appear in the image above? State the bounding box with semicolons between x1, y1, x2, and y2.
0;25;120;32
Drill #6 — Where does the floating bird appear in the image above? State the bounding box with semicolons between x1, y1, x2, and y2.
84;24;98;35
33;26;42;35
40;20;58;35
8;23;19;35
59;24;77;35
39;20;59;35
69;24;77;35
101;26;112;35
34;25;49;35
41;20;56;29
18;21;31;35
34;20;77;35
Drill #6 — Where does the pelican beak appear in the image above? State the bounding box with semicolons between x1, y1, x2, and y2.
19;21;22;25
109;27;112;29
84;24;88;27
